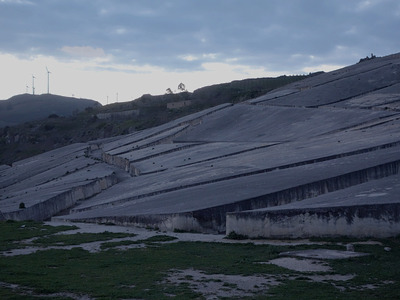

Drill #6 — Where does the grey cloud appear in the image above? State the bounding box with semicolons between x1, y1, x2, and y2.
0;0;399;73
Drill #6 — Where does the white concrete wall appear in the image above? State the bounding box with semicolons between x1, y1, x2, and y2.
4;174;118;221
226;204;400;238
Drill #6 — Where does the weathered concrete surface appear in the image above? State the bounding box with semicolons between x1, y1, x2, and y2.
251;53;400;107
175;105;392;143
328;83;400;110
226;174;400;238
2;53;400;238
55;149;400;233
0;144;120;221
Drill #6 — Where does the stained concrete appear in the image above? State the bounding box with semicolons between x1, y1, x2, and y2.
2;53;400;238
226;174;400;238
175;105;392;143
0;144;120;221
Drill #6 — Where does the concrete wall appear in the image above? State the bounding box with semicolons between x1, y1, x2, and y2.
66;212;211;233
96;109;139;120
101;126;190;176
187;160;400;233
102;154;131;173
67;159;400;234
226;203;400;238
167;100;192;109
3;174;118;221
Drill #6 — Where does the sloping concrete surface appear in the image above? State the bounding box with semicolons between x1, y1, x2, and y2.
0;144;120;220
226;174;400;238
2;53;400;237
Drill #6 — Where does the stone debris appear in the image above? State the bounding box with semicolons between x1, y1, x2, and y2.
164;269;281;299
346;244;355;252
279;249;369;260
264;257;332;272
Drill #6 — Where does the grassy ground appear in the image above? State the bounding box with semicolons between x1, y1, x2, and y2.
0;220;399;299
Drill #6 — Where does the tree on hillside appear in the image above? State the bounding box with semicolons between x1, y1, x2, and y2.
178;83;186;92
359;53;377;63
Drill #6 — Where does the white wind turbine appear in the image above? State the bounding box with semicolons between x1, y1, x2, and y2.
32;75;36;95
46;67;51;94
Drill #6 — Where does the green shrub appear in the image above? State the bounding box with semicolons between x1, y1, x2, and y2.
226;231;248;240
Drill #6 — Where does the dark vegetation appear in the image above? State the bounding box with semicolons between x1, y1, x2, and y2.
0;94;100;128
0;221;400;299
0;75;307;165
359;53;377;63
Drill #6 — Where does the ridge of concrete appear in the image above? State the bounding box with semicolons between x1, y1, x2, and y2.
226;174;400;238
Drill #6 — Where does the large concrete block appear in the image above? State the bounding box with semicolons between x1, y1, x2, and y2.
226;174;400;238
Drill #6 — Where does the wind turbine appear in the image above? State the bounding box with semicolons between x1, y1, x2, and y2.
46;67;51;94
32;75;36;95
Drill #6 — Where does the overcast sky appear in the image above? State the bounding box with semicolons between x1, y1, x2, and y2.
1;0;399;104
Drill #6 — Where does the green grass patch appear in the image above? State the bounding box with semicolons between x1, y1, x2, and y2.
1;222;400;299
267;280;346;300
100;239;141;250
32;231;136;246
100;235;177;250
0;220;78;251
225;230;248;240
144;235;177;243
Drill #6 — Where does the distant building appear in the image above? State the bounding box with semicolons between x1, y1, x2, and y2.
96;109;139;120
167;100;192;109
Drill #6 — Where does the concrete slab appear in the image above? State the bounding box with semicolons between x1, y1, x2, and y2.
100;103;231;153
247;88;299;104
327;83;400;109
261;61;400;107
118;142;200;163
65;137;400;210
0;156;98;197
0;143;88;189
226;174;400;238
0;146;119;221
56;144;400;233
128;142;277;175
104;124;189;156
259;174;400;210
174;105;391;143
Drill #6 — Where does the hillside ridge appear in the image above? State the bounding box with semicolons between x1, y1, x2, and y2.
0;93;101;127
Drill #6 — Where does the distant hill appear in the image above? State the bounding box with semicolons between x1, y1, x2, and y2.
0;94;101;127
